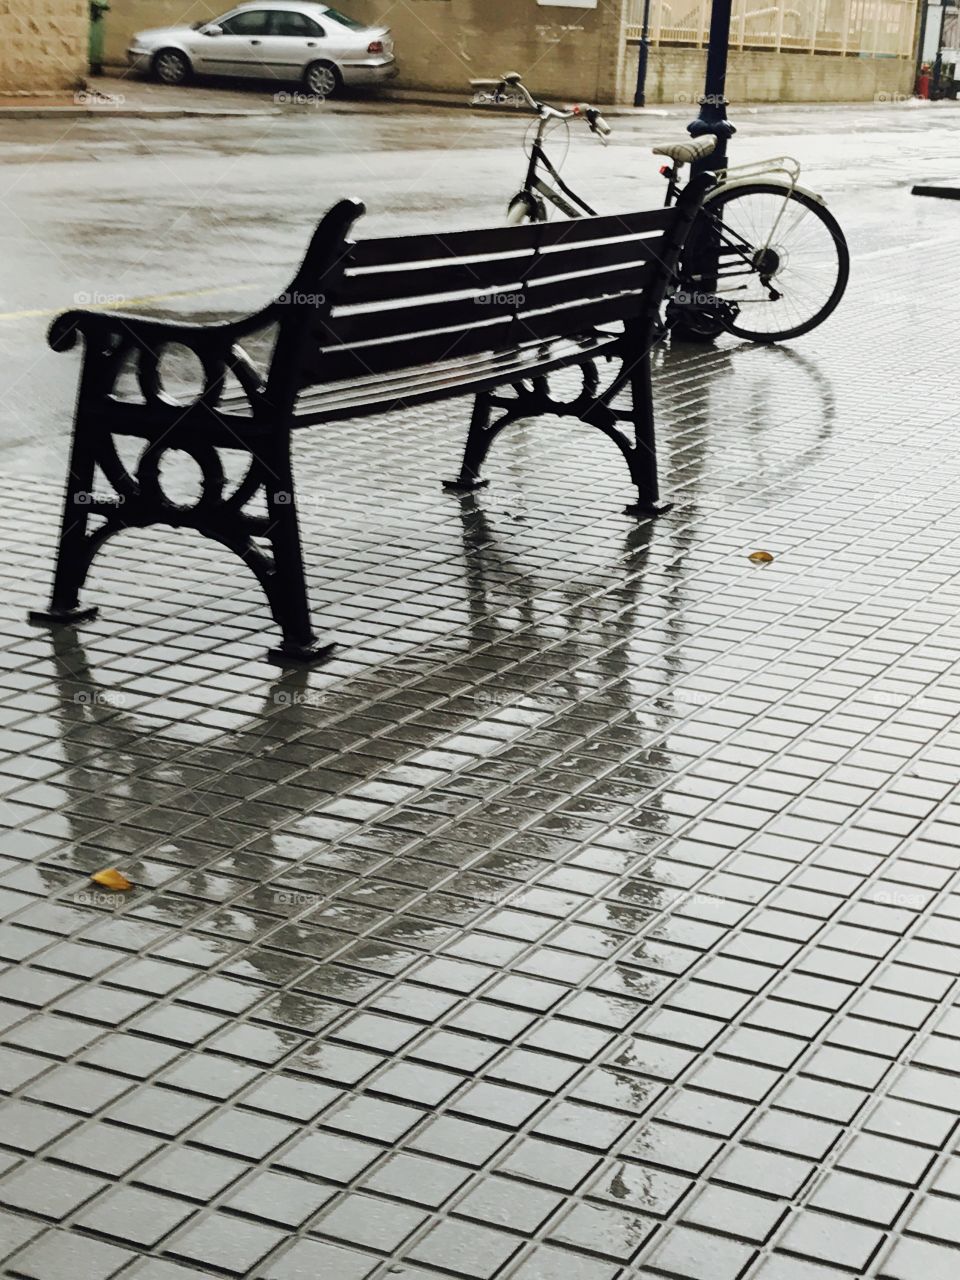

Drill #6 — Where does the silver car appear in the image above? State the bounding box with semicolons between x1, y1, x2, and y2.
127;1;397;97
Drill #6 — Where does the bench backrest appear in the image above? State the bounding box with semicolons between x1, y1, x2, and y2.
265;175;712;405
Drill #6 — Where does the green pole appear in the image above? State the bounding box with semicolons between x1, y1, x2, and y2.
88;0;110;76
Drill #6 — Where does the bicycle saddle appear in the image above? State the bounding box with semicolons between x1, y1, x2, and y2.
652;137;717;165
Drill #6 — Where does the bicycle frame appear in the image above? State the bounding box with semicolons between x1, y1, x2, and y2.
519;117;597;218
660;156;805;295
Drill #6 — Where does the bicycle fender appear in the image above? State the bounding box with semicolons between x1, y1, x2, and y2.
705;177;827;206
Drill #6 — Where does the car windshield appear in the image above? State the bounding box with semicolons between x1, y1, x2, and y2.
322;5;365;29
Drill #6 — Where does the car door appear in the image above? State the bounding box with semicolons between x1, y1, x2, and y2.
200;9;274;78
256;10;327;82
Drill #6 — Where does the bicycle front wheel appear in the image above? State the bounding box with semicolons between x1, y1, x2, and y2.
681;183;849;343
506;191;546;225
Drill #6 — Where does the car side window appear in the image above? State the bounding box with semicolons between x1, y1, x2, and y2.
218;10;272;35
270;11;324;37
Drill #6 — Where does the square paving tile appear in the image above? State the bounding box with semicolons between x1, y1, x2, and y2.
0;1163;105;1220
75;1185;197;1247
407;1218;524;1278
260;1238;379;1279
643;1223;755;1279
454;1174;564;1234
6;140;960;1280
133;1148;249;1201
313;1191;428;1252
776;1210;885;1271
222;1169;336;1226
363;1151;473;1207
164;1212;286;1274
3;1227;135;1279
549;1200;657;1262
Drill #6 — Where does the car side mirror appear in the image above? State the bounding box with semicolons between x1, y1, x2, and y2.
204;24;224;36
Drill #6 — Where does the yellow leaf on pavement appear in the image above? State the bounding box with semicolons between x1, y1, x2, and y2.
91;868;133;891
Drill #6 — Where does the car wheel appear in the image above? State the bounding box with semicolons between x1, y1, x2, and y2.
153;48;191;85
303;60;341;99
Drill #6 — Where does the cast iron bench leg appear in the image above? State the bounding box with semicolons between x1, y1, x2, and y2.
261;440;336;668
29;417;100;629
624;348;674;519
443;392;493;493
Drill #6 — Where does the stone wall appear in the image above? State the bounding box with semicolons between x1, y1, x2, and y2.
344;0;628;103
0;0;88;92
624;46;916;106
102;0;222;65
103;0;630;101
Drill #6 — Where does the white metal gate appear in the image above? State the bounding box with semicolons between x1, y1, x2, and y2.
624;0;916;57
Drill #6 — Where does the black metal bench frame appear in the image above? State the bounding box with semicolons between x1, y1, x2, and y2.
30;176;712;665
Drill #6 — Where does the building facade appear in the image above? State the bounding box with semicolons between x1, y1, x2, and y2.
626;0;919;102
99;0;918;104
0;0;88;93
343;0;630;104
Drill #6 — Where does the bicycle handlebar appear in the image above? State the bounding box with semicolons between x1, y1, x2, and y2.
576;103;612;143
470;74;612;142
470;76;539;113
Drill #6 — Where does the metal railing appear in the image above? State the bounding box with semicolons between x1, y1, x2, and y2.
625;0;916;57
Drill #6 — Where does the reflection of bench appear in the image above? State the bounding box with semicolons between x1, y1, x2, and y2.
31;179;711;666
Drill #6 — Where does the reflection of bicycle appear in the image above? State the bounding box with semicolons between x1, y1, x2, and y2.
472;72;850;344
659;340;837;471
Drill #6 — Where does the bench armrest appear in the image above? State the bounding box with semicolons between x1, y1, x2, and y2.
48;305;272;355
48;306;271;414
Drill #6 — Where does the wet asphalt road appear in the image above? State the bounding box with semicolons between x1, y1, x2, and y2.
0;95;957;469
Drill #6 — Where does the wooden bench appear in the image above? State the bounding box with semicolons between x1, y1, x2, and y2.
30;176;712;665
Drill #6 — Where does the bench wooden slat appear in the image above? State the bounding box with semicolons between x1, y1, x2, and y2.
313;284;647;383
348;224;541;268
334;233;665;310
512;294;642;344
330;255;536;306
531;207;673;247
520;263;652;318
313;227;668;370
318;288;522;348
524;234;664;281
289;331;619;424
345;207;671;271
312;315;518;382
320;257;652;350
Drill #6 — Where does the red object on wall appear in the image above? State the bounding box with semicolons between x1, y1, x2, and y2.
918;64;932;98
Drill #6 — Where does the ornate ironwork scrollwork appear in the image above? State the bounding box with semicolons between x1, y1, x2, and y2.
446;326;669;517
503;360;601;420
132;342;265;416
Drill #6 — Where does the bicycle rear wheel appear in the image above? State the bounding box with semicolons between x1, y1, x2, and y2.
680;183;849;343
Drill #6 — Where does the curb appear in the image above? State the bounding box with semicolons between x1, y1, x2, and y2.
8;80;955;121
0;105;280;119
377;91;956;117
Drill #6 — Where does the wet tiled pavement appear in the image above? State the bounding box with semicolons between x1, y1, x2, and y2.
3;152;960;1280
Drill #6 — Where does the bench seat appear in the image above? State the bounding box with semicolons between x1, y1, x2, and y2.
285;331;620;425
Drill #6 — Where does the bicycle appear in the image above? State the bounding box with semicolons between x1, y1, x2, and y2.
470;72;850;344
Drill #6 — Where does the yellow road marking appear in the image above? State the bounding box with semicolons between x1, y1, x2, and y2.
0;280;265;323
